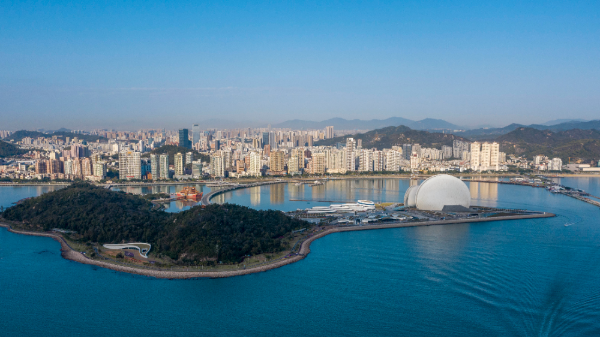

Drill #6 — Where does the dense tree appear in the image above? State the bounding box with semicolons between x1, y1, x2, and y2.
0;140;26;158
1;183;308;264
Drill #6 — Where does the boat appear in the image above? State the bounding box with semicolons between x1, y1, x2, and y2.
357;200;375;206
176;186;203;200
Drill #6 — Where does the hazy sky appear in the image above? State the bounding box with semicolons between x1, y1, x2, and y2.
1;1;599;130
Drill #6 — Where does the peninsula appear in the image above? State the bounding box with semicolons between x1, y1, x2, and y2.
0;182;555;279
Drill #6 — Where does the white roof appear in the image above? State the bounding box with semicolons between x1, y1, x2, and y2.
414;174;471;211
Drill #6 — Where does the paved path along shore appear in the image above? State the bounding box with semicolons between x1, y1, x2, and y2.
0;212;554;279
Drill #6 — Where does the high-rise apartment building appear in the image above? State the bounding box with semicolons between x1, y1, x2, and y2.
402;144;412;160
373;150;384;171
93;161;107;178
550;158;563;171
470;142;481;170
192;160;203;177
270;151;285;173
325;126;334;139
453;140;470;158
345;138;356;171
359;150;374;172
81;158;92;177
288;155;300;174
442;145;453;160
311;153;326;174
119;151;141;180
248;152;262;176
150;154;159;180
269;132;277;150
174;153;184;176
159;154;169;179
385;150;402;171
210;154;225;177
470;142;500;171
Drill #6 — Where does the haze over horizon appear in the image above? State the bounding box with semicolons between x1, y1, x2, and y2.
2;1;599;130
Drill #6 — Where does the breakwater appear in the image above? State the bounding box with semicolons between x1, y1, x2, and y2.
201;180;286;205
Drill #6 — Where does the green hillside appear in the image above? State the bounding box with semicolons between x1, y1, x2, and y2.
0;140;26;158
1;183;308;264
497;127;600;161
316;125;469;149
7;130;106;143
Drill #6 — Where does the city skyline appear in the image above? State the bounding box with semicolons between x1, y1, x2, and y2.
2;1;599;130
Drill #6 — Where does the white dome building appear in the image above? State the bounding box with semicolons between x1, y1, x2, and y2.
403;186;418;207
403;175;471;211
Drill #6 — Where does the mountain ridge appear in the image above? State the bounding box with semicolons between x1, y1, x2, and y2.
272;117;462;131
315;125;469;150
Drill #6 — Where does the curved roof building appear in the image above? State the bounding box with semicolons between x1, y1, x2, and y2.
404;186;418;207
404;175;471;211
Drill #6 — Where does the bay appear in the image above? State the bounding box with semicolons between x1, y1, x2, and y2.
1;178;600;336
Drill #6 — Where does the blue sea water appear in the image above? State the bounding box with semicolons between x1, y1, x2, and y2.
1;178;600;336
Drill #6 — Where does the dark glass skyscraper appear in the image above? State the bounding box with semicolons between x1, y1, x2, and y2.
179;129;191;149
262;132;269;148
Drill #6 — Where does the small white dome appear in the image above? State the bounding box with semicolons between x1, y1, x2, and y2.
414;174;471;211
403;186;418;207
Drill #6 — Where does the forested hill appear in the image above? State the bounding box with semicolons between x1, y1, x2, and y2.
315;125;469;149
145;145;210;163
496;127;600;161
1;183;308;264
0;140;26;158
6;130;106;143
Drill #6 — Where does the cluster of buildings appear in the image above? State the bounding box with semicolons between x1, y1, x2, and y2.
203;137;509;178
1;124;587;181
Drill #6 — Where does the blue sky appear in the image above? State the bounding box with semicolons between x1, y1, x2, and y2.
1;1;599;130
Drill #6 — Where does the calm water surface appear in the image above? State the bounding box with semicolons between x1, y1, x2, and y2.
1;178;600;336
111;184;212;213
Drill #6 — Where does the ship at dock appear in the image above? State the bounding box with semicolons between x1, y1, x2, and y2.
175;186;203;200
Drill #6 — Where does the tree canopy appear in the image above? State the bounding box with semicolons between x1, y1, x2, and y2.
1;183;308;264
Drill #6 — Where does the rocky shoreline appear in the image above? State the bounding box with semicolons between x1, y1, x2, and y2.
0;212;554;279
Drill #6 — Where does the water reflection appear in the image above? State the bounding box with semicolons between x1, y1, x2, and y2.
250;186;261;206
216;178;413;211
270;184;285;204
311;184;326;200
468;182;498;207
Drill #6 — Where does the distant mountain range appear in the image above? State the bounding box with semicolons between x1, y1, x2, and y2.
272;117;462;131
313;124;600;162
315;125;468;150
455;120;600;140
541;119;588;126
496;127;600;162
5;130;107;143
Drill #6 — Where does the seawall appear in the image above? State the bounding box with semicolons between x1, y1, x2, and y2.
0;212;554;280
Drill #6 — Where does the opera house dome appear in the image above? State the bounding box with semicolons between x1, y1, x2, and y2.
403;174;471;211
